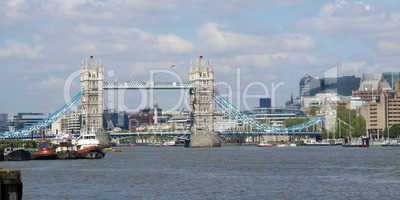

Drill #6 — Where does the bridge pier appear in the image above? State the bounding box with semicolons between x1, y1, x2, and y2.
190;134;222;148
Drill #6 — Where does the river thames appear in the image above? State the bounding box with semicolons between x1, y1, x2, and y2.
1;146;400;200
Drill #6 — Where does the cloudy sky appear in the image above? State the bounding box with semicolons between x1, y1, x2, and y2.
1;0;400;113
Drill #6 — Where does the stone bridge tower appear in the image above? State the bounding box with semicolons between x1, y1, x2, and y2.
189;56;221;147
80;56;108;144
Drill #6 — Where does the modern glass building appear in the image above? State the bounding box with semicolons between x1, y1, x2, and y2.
103;110;129;131
0;113;9;132
383;72;400;90
320;76;361;96
259;98;271;108
12;113;48;130
299;74;321;97
299;74;360;97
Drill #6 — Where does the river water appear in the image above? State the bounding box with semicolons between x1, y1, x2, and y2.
1;146;400;200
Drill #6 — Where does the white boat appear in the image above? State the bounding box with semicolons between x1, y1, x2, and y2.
276;144;288;148
162;141;176;146
304;141;331;146
257;143;273;147
72;133;105;159
289;143;297;147
75;134;101;149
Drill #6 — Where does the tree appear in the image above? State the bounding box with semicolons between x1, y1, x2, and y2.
284;117;309;128
384;124;400;138
309;106;320;116
336;106;366;138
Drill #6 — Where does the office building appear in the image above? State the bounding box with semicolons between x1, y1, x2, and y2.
360;80;400;139
352;73;391;102
51;112;81;135
128;107;162;131
103;110;129;131
12;113;48;130
300;74;360;97
320;76;360;96
299;74;321;97
0;113;9;132
382;72;400;90
259;98;271;108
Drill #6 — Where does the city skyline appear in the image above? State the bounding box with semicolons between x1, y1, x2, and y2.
1;0;400;113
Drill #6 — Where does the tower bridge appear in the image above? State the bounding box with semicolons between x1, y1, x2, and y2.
0;56;324;146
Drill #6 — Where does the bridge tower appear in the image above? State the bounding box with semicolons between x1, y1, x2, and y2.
80;56;108;144
189;56;221;147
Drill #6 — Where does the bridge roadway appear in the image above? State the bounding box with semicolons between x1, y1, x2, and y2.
0;131;321;140
109;131;321;138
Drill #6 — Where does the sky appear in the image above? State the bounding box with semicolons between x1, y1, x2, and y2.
1;0;400;113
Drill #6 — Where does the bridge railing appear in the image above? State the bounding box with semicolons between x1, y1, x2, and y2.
213;94;325;134
0;91;83;139
103;81;194;89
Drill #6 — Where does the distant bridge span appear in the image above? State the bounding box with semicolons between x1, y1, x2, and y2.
103;81;194;90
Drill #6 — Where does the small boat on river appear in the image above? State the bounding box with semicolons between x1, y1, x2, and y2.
75;134;105;159
32;142;57;160
257;143;273;147
3;147;31;161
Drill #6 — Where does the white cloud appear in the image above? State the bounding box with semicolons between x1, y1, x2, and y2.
378;41;400;51
0;0;177;22
67;24;193;55
39;76;65;89
2;0;25;18
216;52;319;68
302;0;400;37
198;22;315;53
157;34;193;54
0;40;42;59
272;0;303;6
279;33;316;50
198;23;264;52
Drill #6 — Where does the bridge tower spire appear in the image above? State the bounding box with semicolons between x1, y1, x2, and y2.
189;56;221;147
80;56;108;144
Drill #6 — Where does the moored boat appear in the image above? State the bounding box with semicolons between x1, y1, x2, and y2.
162;141;176;147
3;147;31;161
304;142;331;146
56;141;78;159
75;134;105;159
76;146;105;159
276;144;288;148
257;143;273;147
32;142;57;160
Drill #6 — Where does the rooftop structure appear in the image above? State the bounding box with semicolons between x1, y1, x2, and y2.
353;73;391;102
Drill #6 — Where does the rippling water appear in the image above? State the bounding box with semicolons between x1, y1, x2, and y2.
1;146;400;200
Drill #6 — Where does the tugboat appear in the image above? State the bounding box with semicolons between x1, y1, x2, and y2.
75;133;105;159
3;147;32;161
32;141;57;160
56;141;78;159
